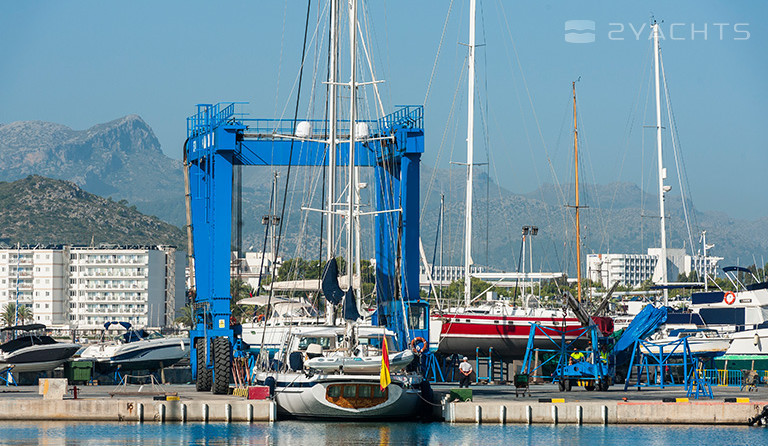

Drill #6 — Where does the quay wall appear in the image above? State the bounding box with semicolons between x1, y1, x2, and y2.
0;399;276;423
444;400;768;425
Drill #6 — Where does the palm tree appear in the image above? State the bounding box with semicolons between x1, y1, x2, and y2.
17;305;33;324
1;303;16;327
175;304;193;328
1;302;34;327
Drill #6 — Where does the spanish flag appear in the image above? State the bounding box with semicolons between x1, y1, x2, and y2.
380;335;391;391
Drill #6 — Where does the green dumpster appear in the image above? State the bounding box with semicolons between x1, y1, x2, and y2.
64;361;93;383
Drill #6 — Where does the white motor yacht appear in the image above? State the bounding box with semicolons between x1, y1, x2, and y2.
0;324;80;373
78;321;189;373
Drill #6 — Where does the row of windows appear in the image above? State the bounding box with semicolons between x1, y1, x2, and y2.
67;279;148;289
71;254;148;264
73;267;147;277
68;315;147;324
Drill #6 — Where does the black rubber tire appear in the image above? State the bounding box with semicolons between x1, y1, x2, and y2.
585;382;595;391
196;338;212;392
564;379;572;392
212;337;232;395
558;379;566;392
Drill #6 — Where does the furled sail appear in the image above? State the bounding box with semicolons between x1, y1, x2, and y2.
343;288;361;321
321;258;344;305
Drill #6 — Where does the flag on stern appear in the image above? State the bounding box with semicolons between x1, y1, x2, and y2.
380;335;391;391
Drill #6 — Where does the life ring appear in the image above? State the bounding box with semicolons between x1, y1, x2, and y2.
256;314;265;322
723;291;736;305
410;337;428;354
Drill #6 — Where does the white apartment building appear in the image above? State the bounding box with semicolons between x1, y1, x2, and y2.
587;248;722;289
230;251;282;290
0;247;65;327
419;264;485;288
0;245;185;331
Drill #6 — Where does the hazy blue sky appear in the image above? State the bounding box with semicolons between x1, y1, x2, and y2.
1;1;766;219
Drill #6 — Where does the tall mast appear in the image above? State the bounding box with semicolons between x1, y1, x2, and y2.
653;22;669;305
327;0;338;261
701;230;709;292
347;0;358;298
463;0;477;306
326;0;339;324
573;81;583;303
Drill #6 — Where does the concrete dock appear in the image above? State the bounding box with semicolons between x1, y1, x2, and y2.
433;383;767;425
0;383;275;422
0;382;765;424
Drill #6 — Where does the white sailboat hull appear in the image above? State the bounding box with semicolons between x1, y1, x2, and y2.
260;373;422;420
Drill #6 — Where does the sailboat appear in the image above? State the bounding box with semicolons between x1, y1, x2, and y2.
428;0;584;360
252;0;424;419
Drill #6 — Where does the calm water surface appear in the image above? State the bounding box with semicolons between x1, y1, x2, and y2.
0;421;766;445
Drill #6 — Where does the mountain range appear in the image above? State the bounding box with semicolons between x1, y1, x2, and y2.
0;175;185;247
0;116;766;274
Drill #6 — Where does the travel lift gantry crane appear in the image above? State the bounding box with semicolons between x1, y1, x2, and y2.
184;103;428;393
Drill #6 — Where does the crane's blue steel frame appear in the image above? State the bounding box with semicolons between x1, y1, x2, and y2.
522;324;609;384
185;103;428;381
624;337;714;398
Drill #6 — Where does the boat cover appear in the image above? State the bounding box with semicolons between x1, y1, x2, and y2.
1;324;46;332
104;321;132;330
613;304;668;355
691;291;725;305
723;266;752;274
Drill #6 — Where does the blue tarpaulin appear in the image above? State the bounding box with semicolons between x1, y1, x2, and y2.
613;304;668;355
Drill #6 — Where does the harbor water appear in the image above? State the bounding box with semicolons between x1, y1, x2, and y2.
0;421;766;445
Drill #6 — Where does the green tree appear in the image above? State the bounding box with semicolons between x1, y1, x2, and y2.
175;304;193;328
1;302;33;327
440;277;507;306
230;279;255;322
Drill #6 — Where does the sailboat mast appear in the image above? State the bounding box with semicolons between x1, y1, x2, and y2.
573;81;583;303
327;0;338;261
326;0;339;324
347;0;358;298
463;0;476;307
653;22;669;305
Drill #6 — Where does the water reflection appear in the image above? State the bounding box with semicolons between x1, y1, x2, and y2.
0;421;764;446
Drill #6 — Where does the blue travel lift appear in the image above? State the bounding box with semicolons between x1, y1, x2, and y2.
184;103;429;393
522;323;613;392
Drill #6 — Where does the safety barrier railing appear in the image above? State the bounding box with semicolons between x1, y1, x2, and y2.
704;369;743;387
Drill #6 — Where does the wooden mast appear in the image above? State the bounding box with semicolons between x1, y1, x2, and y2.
573;81;583;304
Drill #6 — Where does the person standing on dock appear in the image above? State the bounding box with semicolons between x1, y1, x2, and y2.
459;357;473;388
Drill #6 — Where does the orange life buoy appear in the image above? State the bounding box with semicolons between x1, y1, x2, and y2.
410;336;428;354
256;314;265;322
723;291;736;305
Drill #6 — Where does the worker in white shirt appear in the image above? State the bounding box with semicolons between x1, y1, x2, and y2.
458;356;473;388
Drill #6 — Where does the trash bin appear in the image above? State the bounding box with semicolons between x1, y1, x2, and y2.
64;361;93;384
